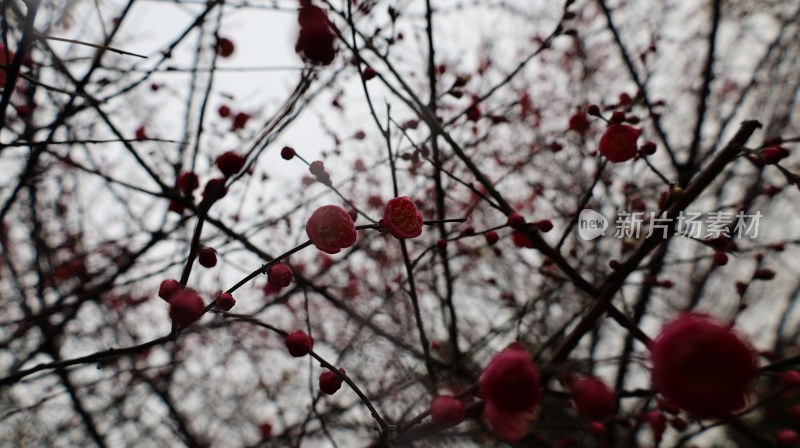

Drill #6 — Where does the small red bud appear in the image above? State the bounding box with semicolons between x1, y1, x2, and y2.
712;251;728;266
215;151;246;178
777;429;799;447
215;37;235;57
259;421;272;439
485;231;499;246
430;395;465;427
198;246;218;268
568;376;617;420
507;213;525;229
169;289;205;327
587;421;605;435
535;219;553;232
309;160;325;176
754;268;775;280
267;263;293;288
640;141;657;155
158;279;181;301
761;146;789;165
319;368;345;395
216;292;235;311
231;111;251;130
609;111;626;124
281;146;296;160
362;66;377;80
285;331;314;357
135;125;147;141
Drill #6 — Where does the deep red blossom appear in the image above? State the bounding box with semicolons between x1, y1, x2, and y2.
319;368;345;395
479;343;541;440
295;4;337;66
568;111;590;134
466;103;481;121
306;205;357;254
198;246;217;268
309;160;325;176
761;146;789;165
362;66;377;81
267;263;293;288
215;151;246;178
176;171;199;195
158;279;181;302
281;146;296;160
169;289;205;327
285;330;314;357
215;37;235;58
135;125;147;141
231;111;251;130
215;292;235;311
382;197;423;239
259;421;272;439
598;124;641;163
430;395;465;427
535;219;553;232
777;429;799;447
511;230;535;248
202;177;228;201
567;375;616;420
507;213;525;229
650;312;757;419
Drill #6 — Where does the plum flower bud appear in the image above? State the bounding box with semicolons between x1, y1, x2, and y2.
169;289;205;327
306;205;358;254
158;279;181;302
259;421;272;439
281;146;296;160
176;171;199;195
267;263;293;288
777;429;799;447
650;312;757;419
598;124;641;163
507;213;525;229
215;37;235;57
319;368;345;395
215;151;246;178
215;292;235;311
285;330;314;357
479;343;541;440
295;4;337;66
568;111;590;134
198;246;217;268
430;395;465;427
382;196;424;239
567;375;617;420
